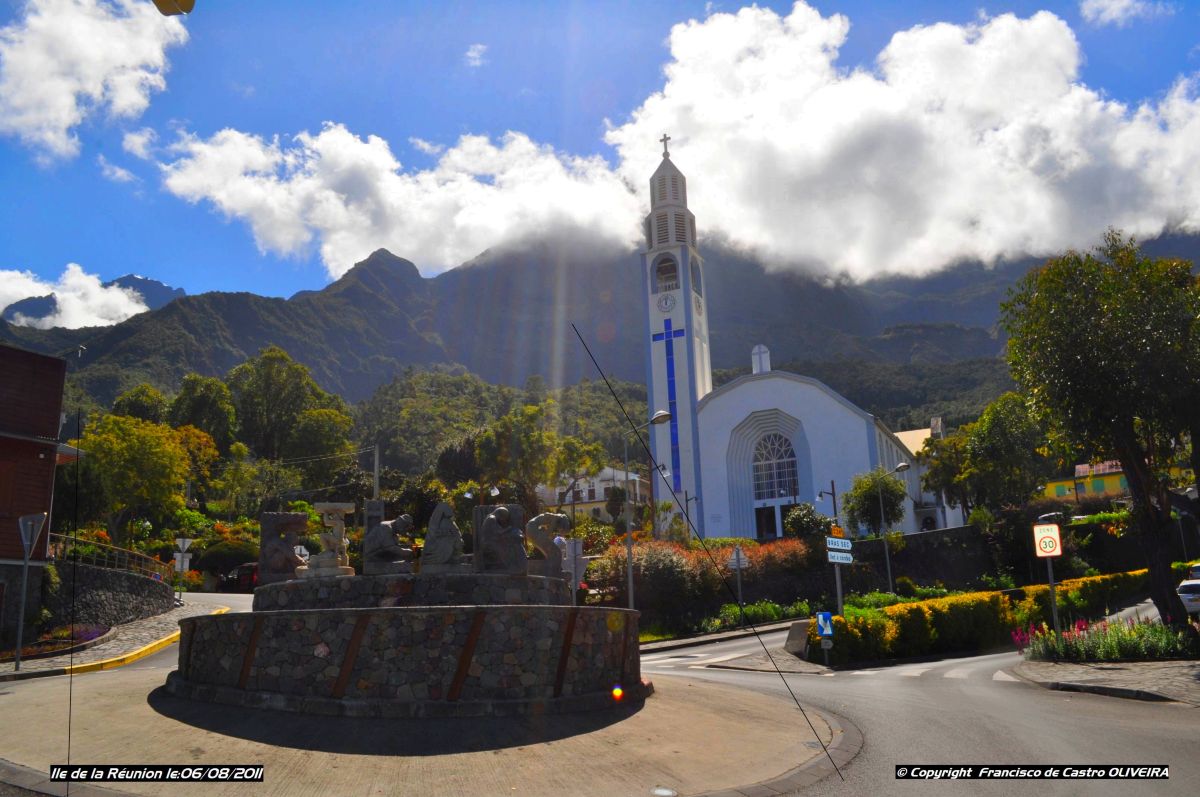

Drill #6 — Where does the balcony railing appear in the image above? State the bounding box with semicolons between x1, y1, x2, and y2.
48;533;173;583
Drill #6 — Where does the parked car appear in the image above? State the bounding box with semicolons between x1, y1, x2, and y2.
1189;563;1200;580
1177;579;1200;617
222;562;258;593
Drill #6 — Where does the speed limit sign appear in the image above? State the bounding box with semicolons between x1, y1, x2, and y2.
1033;523;1061;558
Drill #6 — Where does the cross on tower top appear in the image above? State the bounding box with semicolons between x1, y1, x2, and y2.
660;133;671;158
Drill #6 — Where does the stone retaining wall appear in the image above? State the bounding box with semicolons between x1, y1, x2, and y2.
251;573;571;612
173;605;643;717
43;561;173;628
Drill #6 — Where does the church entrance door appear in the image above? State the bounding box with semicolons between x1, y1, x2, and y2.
754;506;777;539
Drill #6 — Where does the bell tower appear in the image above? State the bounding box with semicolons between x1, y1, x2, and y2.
642;135;711;534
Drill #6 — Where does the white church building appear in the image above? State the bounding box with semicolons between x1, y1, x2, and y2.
640;138;964;539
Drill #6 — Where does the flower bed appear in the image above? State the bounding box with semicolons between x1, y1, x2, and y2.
1016;617;1200;662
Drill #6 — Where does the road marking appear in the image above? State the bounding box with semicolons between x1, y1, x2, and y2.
943;667;971;679
992;670;1019;682
898;667;933;677
849;670;880;675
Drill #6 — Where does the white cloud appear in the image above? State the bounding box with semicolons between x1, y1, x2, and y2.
0;0;188;162
464;43;487;68
1;263;149;328
408;136;445;156
122;126;157;159
154;3;1200;281
97;153;136;182
1079;0;1173;26
160;124;642;278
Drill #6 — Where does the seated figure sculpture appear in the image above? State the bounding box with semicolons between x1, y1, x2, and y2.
258;512;308;585
363;514;414;575
476;506;527;575
295;502;356;579
525;512;571;578
420;502;464;573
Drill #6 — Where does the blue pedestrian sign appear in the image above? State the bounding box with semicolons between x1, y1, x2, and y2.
816;611;834;637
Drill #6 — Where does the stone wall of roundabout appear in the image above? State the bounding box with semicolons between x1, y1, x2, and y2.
166;574;648;718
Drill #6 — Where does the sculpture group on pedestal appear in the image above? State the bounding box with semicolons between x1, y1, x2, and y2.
295;502;356;579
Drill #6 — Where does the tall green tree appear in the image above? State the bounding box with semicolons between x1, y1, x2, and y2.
475;402;558;513
75;414;189;545
170;374;237;453
112;383;170;424
226;346;341;460
282;407;354;489
965;392;1048;510
842;469;908;536
1001;231;1198;627
917;427;975;513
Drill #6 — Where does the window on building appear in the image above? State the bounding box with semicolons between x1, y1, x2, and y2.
655;213;669;245
572;489;582;503
603;486;612;499
690;259;703;297
657;175;667;202
752;433;798;501
674;212;687;243
592;508;602;518
588;487;596;501
558;491;567;504
655;258;679;292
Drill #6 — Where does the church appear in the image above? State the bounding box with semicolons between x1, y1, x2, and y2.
640;138;965;539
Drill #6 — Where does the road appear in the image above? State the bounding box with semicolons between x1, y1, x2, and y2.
643;629;1199;796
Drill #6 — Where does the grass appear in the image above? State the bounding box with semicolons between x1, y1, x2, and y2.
1017;617;1200;662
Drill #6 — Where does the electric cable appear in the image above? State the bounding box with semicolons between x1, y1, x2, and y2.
571;322;845;782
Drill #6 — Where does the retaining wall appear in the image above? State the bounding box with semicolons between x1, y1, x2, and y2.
42;561;173;628
172;605;644;717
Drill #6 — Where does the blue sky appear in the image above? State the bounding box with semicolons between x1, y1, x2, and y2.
1;0;1199;326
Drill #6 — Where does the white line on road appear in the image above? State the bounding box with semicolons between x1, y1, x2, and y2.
898;667;933;677
992;670;1019;682
943;667;972;679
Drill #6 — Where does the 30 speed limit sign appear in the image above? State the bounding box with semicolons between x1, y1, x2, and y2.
1033;523;1061;558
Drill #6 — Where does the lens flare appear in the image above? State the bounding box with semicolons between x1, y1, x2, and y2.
611;684;624;701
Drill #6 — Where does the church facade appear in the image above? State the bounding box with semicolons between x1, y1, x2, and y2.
640;142;964;539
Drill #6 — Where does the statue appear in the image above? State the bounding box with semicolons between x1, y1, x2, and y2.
363;514;414;575
525;512;571;578
258;512;308;585
475;506;527;574
295;502;356;579
420;502;465;573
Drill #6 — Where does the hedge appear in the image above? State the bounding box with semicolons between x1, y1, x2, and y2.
808;568;1150;666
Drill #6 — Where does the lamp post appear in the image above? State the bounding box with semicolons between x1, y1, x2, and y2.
878;462;910;594
623;410;671;610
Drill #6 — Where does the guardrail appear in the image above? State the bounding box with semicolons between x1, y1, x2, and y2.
48;533;173;583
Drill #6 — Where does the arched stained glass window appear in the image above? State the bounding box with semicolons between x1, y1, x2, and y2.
753;433;798;500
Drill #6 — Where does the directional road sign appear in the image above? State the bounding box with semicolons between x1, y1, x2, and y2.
728;546;747;570
826;536;852;551
816;611;834;637
1033;523;1061;558
827;550;853;565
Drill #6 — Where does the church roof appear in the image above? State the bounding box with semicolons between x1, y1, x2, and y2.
894;428;933;458
696;369;875;424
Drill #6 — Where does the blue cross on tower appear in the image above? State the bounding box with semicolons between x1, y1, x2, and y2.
651;318;686;492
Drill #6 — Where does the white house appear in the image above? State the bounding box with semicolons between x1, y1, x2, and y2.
535;467;651;523
639;140;964;539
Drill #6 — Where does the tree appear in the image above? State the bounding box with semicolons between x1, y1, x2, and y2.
605;486;627;526
551;435;605;512
1001;231;1198;627
964;392;1048;509
219;442;257;519
170;374;237;453
75;414;189;546
112;383;169;424
226;346;341;460
783;502;834;538
917;427;975;513
174;425;220;507
282;407;354;489
474;402;558;513
433;431;483;487
842;469;908;536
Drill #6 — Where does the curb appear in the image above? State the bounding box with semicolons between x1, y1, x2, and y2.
1011;662;1199;707
640;620;797;654
0;606;230;683
693;705;865;797
0;757;132;797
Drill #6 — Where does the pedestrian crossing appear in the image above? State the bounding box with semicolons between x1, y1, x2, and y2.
641;649;1025;684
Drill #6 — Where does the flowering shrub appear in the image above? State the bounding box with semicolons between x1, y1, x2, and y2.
1020;617;1200;661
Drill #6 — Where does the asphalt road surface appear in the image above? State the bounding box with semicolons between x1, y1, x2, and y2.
643;630;1200;796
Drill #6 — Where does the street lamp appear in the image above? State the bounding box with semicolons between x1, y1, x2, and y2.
623;410;671;610
878;462;910;594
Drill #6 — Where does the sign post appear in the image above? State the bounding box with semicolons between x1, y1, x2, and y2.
728;546;747;626
816;611;834;666
14;513;47;672
826;534;852;616
1033;523;1062;641
174;537;194;603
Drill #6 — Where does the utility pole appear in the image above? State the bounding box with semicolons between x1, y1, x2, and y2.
373;442;380;500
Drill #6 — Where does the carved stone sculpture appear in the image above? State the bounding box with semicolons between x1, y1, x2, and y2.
258;512;308;585
420;502;465;573
295;502;356;579
363;514;414;575
525;512;571;578
475;506;527;574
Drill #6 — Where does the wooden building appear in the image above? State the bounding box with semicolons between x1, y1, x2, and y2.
0;343;66;647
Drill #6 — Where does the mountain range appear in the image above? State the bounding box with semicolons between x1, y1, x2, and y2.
4;233;1198;408
1;275;186;324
